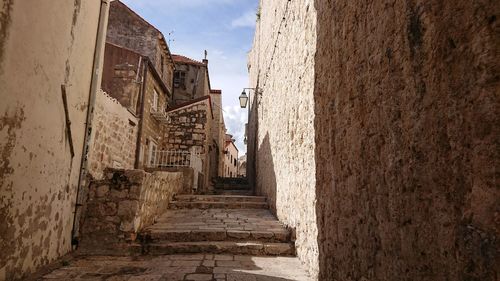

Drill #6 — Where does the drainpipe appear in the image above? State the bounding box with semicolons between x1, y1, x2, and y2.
134;57;148;168
72;0;110;245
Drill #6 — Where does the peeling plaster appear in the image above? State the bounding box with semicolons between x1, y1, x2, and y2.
0;0;14;74
0;106;25;278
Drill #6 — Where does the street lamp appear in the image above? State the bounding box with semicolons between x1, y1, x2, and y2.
239;91;249;108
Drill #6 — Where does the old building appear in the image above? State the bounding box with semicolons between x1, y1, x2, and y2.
248;0;499;280
106;0;174;91
172;54;211;104
99;42;172;170
209;89;227;177
93;0;176;173
0;0;109;280
158;96;214;190
238;154;247;177
223;134;239;178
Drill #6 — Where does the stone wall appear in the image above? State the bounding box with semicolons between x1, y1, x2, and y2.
0;1;105;280
249;0;499;280
313;1;499;280
248;0;319;278
172;59;209;104
80;169;183;254
137;64;170;168
106;0;174;91
209;91;226;177
164;97;213;190
88;91;138;180
101;42;142;113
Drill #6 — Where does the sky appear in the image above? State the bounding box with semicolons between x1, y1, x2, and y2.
121;0;259;154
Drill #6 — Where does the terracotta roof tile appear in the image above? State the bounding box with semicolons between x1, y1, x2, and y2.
172;54;205;66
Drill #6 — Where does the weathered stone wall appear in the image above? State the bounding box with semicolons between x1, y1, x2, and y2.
248;0;319;277
164;98;213;190
172;60;209;104
209;91;225;177
87;91;138;180
101;42;142;113
137;64;170;168
106;0;174;91
0;1;104;280
80;169;183;254
313;1;499;280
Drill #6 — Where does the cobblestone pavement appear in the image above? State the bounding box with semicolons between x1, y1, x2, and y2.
37;254;313;281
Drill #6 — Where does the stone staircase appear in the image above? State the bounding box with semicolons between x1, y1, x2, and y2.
140;192;295;256
213;177;254;196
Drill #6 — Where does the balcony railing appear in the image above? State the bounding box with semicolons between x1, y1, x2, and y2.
150;106;169;123
148;148;203;190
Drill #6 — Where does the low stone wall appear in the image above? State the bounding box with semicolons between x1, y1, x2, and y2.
79;169;183;254
146;167;195;195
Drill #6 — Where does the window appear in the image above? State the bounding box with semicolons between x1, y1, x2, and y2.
152;89;159;110
174;71;186;88
148;140;158;167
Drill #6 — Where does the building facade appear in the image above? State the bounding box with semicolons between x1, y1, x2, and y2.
223;135;239;178
106;0;174;91
0;1;109;280
209;89;227;177
172;55;210;104
100;43;171;170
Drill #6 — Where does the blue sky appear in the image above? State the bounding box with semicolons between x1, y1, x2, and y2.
121;0;259;154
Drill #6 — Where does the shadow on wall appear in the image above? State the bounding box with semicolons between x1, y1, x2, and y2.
255;133;278;214
313;0;499;280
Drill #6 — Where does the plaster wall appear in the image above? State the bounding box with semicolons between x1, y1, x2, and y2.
247;0;319;277
0;1;103;280
223;142;238;178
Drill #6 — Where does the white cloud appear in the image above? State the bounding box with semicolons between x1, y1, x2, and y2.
123;0;238;9
223;105;248;154
231;10;257;28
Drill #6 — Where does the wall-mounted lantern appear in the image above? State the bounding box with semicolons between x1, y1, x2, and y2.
239;91;249;108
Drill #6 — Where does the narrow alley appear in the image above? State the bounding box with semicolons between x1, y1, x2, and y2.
1;0;498;281
30;182;311;281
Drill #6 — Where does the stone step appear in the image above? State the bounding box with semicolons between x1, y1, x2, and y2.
214;189;254;196
144;229;290;243
169;201;268;209
142;241;295;256
174;195;266;203
215;184;250;190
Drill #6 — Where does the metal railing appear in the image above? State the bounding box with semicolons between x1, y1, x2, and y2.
149;149;199;168
148;148;203;190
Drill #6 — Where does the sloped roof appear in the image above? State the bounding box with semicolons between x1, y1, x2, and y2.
172;54;206;66
166;95;214;119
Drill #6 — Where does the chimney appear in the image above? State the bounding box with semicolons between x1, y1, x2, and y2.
203;50;208;65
